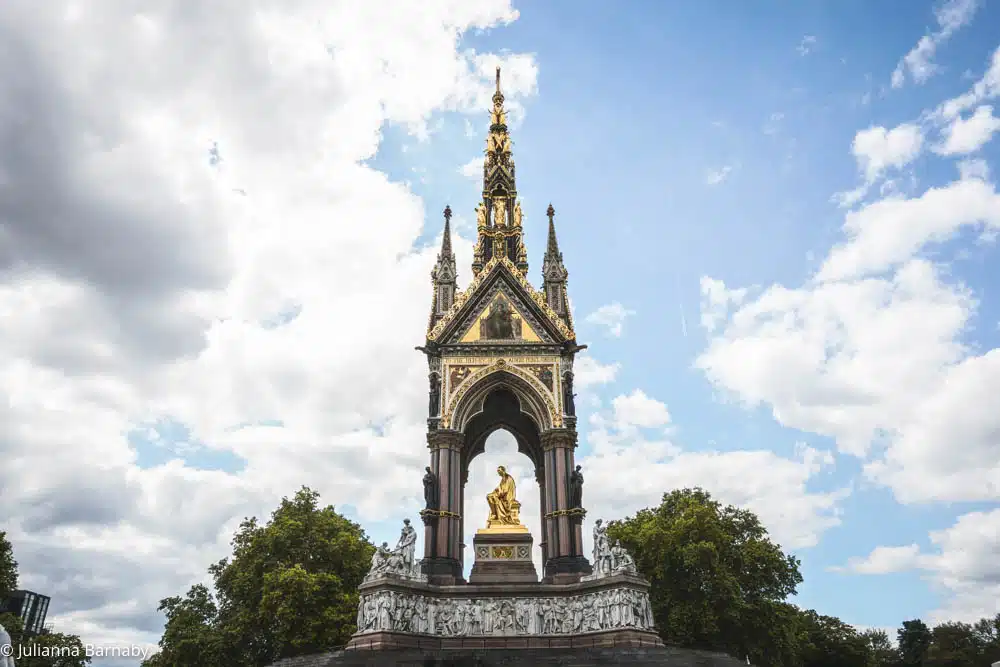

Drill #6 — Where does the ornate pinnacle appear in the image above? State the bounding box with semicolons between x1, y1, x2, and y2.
440;205;453;258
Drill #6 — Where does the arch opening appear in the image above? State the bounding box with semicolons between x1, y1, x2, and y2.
461;427;543;577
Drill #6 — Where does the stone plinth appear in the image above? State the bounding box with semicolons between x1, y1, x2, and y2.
468;530;537;585
269;646;755;666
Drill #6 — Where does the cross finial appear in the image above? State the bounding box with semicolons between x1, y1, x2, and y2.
546;203;555;219
444;205;452;220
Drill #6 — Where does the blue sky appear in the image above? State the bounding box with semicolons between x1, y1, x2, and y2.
367;0;1000;631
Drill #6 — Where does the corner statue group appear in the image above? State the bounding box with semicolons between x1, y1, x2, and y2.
486;465;518;527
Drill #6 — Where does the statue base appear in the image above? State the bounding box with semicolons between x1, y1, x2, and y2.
469;530;537;585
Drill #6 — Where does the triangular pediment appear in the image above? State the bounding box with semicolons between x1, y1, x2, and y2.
428;257;574;345
458;292;543;343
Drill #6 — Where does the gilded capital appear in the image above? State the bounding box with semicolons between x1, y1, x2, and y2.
540;428;578;451
427;429;464;450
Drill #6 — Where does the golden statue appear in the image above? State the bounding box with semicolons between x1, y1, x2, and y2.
475;203;487;228
484;465;523;531
492;197;507;227
512;201;523;228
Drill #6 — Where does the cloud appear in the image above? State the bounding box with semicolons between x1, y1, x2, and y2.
957;157;990;180
933;105;1000;155
574;354;621;389
891;0;980;88
836;510;1000;623
458;156;483;179
585;302;636;337
580;391;846;552
706;165;734;186
0;0;537;656
797;35;817;56
833;123;924;208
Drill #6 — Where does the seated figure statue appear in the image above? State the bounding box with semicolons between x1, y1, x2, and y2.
486;465;520;527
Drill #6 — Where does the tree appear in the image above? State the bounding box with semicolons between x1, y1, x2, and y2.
898;620;932;667
607;488;803;664
794;609;870;667
17;632;91;667
860;628;899;667
0;531;17;599
145;487;375;667
972;614;1000;665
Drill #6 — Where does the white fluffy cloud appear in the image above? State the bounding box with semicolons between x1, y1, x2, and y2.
0;0;538;656
579;389;846;552
836;509;1000;623
584;302;636;337
891;0;980;88
933;105;1000;155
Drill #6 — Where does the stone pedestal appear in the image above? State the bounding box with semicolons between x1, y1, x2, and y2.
468;529;538;585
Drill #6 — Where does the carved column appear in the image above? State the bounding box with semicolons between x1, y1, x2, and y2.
421;429;464;583
540;428;591;581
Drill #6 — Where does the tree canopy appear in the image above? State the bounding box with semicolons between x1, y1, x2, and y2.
606;488;1000;667
143;486;374;667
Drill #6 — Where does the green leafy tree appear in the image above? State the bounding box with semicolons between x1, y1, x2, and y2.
607;488;803;664
926;621;986;667
860;628;899;667
794;609;870;667
17;632;91;667
145;487;374;667
898;619;932;667
0;531;18;599
972;614;1000;665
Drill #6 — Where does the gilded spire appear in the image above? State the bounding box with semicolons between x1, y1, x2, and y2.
484;66;515;198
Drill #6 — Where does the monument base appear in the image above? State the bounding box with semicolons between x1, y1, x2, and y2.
468;530;538;585
269;645;755;666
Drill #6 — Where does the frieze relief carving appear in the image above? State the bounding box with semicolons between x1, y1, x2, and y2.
355;586;655;637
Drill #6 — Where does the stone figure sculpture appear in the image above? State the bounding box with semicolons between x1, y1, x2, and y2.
397;519;417;573
476;203;487;228
428;373;441;418
611;542;637;575
569;465;584;509
587;518;640;579
0;622;14;667
422;466;438;510
562;371;576;416
486;465;518;527
592;519;610;574
363;519;424;582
